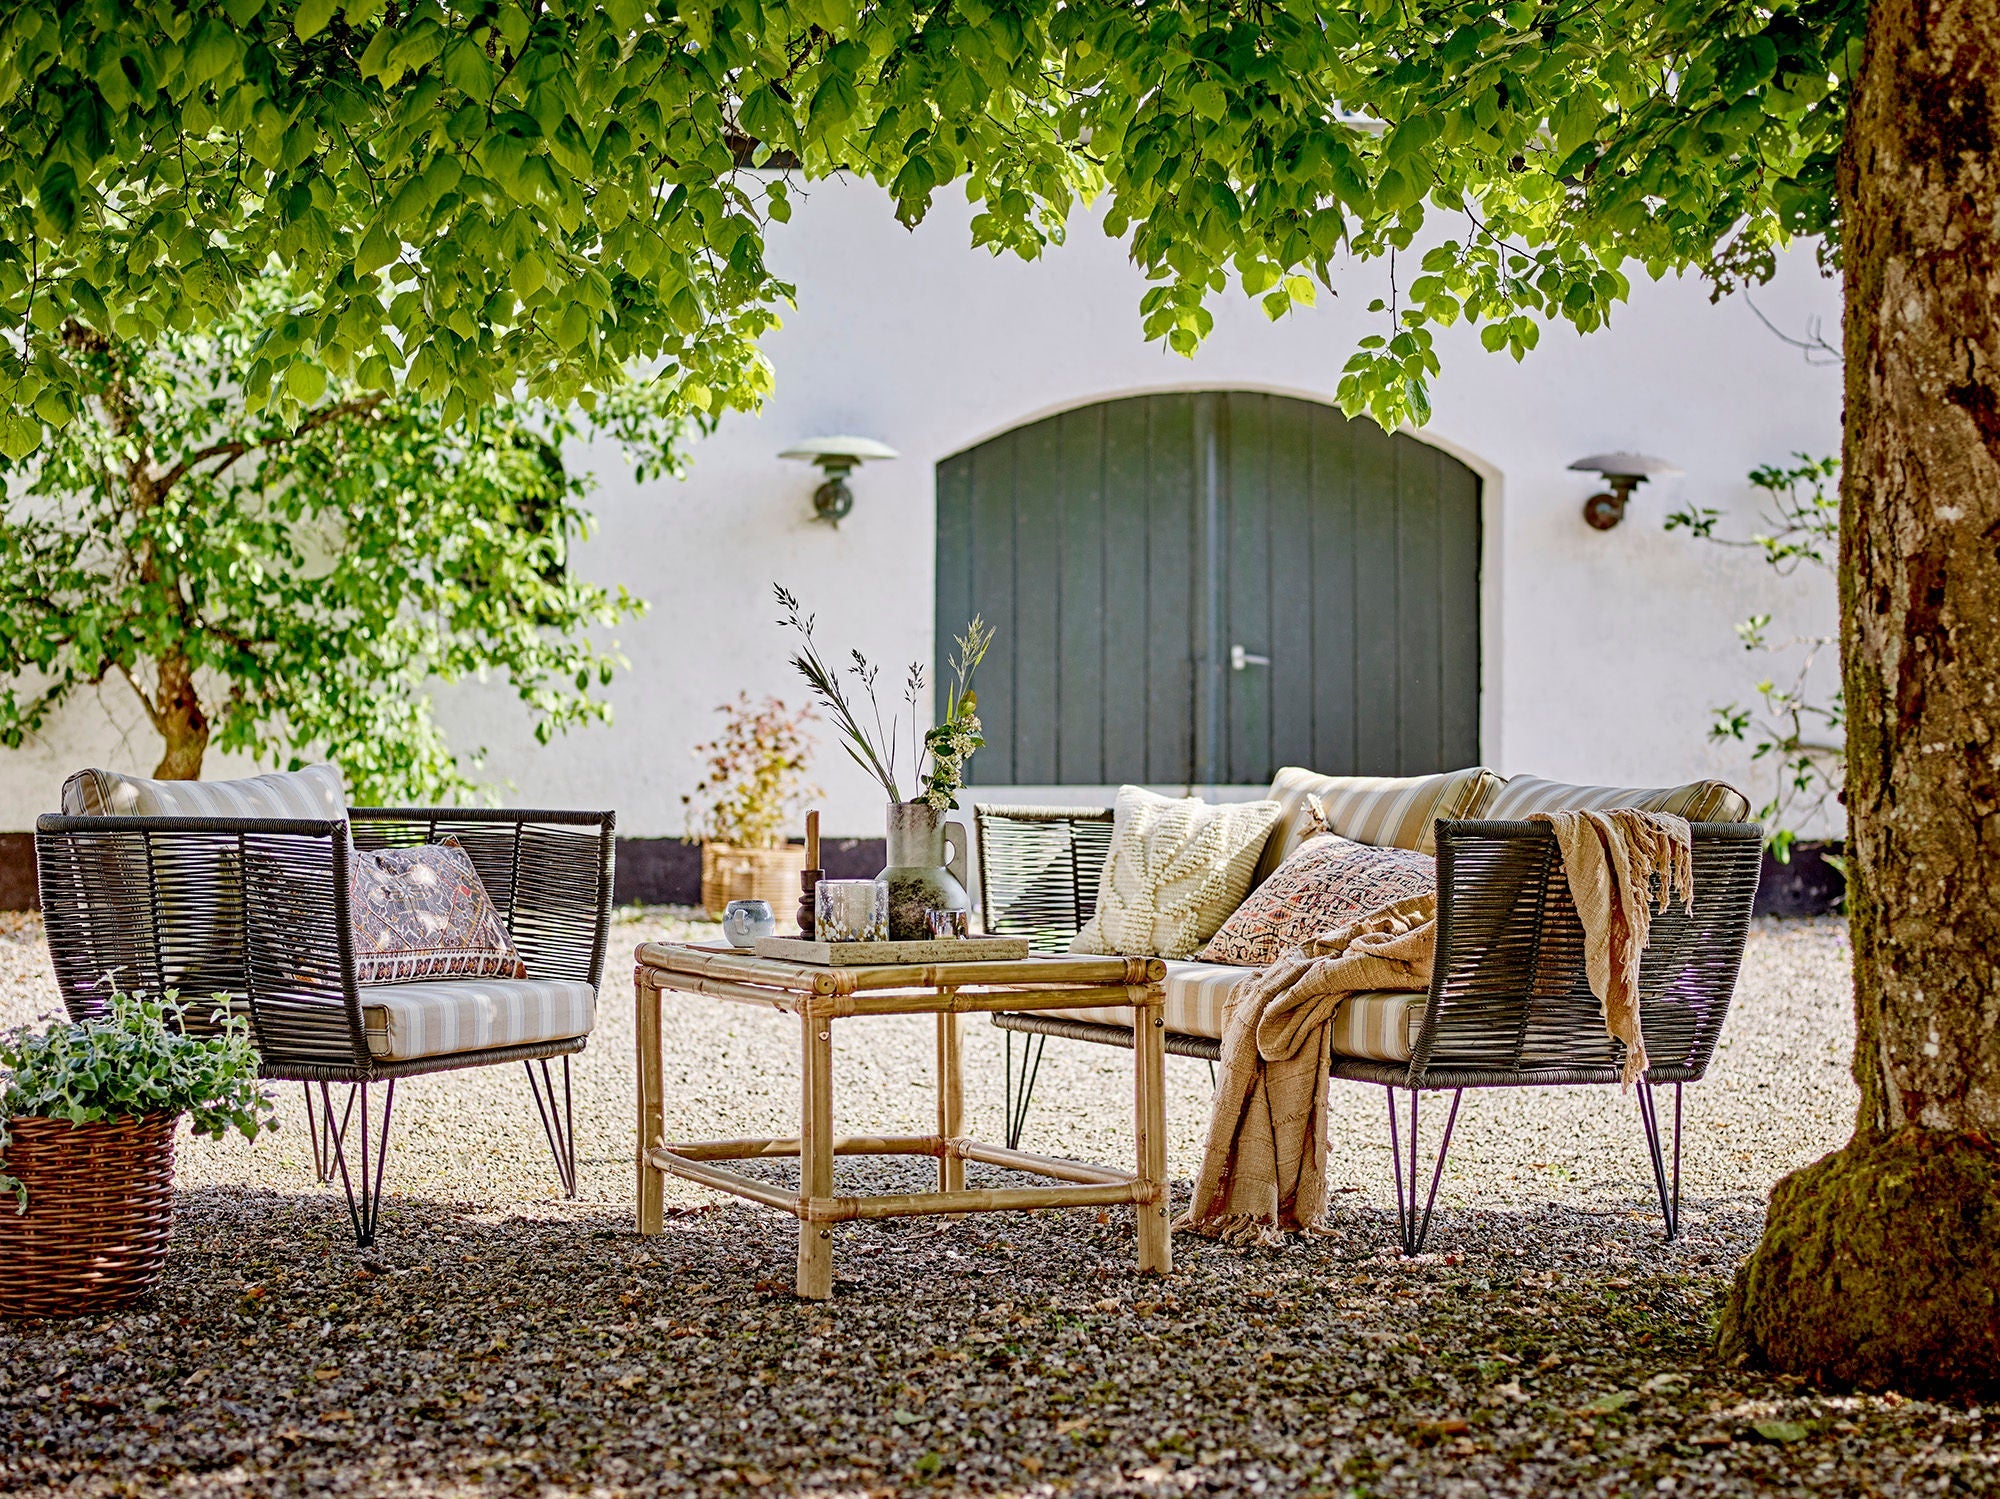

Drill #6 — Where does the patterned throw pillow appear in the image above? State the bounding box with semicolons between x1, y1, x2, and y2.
1202;831;1437;966
1069;787;1283;960
349;838;527;986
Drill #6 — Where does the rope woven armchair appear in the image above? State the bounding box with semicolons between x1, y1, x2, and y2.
973;804;1762;1254
36;803;614;1246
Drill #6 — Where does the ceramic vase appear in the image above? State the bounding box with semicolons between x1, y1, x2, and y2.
876;801;970;942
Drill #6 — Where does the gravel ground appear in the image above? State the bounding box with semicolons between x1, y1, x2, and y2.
0;910;1991;1497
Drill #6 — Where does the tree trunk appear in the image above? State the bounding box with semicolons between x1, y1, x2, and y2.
1717;0;2000;1397
151;650;208;781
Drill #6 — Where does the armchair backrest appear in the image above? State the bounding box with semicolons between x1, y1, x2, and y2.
972;805;1114;954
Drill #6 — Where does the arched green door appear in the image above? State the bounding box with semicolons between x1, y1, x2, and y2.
936;390;1481;787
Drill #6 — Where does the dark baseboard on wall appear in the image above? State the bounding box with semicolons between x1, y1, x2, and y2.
611;837;887;908
0;834;34;911
1753;841;1845;918
0;831;1844;917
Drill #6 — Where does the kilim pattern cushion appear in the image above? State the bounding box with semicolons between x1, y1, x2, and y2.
1069;787;1282;960
361;977;596;1060
350;837;528;985
1484;774;1751;823
1038;960;1427;1060
1252;765;1502;884
1202;832;1437;967
62;762;348;819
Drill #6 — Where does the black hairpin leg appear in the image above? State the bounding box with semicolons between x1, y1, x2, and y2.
1003;1031;1047;1151
1385;1085;1464;1257
323;1079;395;1247
303;1082;356;1187
1636;1080;1684;1240
524;1056;578;1199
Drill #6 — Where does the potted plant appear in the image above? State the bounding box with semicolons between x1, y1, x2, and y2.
683;694;821;918
776;585;994;940
0;991;277;1318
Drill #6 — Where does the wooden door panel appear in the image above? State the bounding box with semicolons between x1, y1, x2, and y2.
937;391;1479;788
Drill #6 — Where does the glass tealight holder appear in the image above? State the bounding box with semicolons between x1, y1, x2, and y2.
926;908;969;940
815;879;888;943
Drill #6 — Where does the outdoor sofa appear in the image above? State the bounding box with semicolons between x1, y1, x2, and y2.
974;767;1762;1254
35;765;614;1247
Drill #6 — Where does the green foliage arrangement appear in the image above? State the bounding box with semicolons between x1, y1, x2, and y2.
0;274;653;802
0;991;280;1211
1666;455;1843;860
776;584;991;811
0;1;1853;451
681;694;820;850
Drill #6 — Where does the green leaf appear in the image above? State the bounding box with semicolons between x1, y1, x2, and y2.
1751;1421;1810;1443
295;0;338;40
0;412;41;460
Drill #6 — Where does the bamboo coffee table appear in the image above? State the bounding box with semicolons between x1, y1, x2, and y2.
634;942;1172;1298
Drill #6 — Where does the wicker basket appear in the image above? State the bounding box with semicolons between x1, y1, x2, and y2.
700;842;808;919
0;1114;178;1318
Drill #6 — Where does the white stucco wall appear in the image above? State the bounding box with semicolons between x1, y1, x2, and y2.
0;176;1844;838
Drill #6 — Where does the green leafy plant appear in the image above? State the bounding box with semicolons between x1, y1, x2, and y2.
776;585;991;810
1666;455;1843;861
681;695;820;850
0;990;279;1212
0;275;658;802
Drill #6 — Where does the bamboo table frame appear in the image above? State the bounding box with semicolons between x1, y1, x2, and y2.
634;942;1172;1299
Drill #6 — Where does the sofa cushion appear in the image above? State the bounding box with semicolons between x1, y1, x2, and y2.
1037;960;1426;1060
62;763;348;820
1069;787;1282;960
1254;766;1502;884
1484;774;1750;823
361;977;595;1060
349;836;527;985
1204;833;1436;967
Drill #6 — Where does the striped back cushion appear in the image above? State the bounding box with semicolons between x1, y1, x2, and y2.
1484;775;1751;823
1253;765;1502;883
62;764;348;820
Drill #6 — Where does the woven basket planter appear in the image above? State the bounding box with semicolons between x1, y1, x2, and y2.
0;1114;178;1318
700;842;807;919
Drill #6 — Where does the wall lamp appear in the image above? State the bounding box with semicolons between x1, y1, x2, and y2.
1569;452;1684;531
779;436;899;527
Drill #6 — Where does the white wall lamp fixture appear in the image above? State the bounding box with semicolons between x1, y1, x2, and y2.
779;436;899;527
1569;452;1686;531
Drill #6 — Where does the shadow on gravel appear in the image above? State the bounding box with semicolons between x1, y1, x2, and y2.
0;1185;1989;1498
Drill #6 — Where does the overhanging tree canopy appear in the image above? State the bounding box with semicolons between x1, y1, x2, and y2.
0;0;1857;442
4;1;1993;1399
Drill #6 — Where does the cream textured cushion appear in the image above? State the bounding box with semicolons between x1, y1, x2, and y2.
1069;787;1282;959
361;977;596;1060
1040;960;1426;1060
1485;775;1750;823
62;763;348;819
1253;765;1502;883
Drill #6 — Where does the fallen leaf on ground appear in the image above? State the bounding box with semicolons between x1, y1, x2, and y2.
1751;1420;1810;1443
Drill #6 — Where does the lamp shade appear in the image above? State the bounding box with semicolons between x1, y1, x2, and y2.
778;436;900;465
1567;452;1684;480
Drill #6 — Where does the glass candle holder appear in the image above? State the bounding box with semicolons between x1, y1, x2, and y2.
815;879;888;943
926;908;969;940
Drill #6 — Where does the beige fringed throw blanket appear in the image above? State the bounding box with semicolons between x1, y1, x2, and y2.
1527;808;1695;1086
1180;894;1437;1243
1180;809;1696;1242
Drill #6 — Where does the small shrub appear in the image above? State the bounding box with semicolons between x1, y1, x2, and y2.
0;991;279;1211
682;694;821;849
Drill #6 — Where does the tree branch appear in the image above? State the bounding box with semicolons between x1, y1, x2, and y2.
155;394;390;495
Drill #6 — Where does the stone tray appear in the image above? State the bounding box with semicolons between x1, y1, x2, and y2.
751;935;1032;966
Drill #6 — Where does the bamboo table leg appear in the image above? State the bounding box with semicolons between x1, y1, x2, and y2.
797;1009;836;1299
1133;986;1172;1274
936;1001;964;1195
637;975;665;1236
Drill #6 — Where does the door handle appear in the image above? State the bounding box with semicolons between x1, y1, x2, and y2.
1230;645;1271;672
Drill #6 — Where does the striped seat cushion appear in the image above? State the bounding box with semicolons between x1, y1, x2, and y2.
1253;766;1502;884
361;977;596;1061
1039;961;1427;1060
62;763;348;819
1484;774;1750;823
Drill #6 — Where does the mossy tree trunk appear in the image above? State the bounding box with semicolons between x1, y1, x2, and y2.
1718;0;2000;1397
